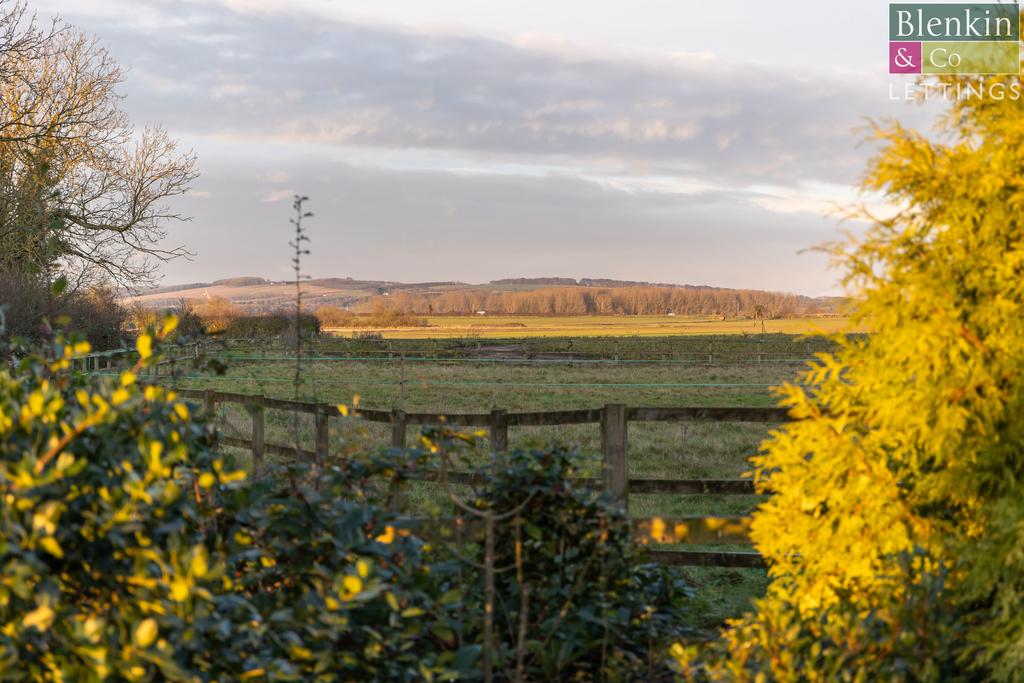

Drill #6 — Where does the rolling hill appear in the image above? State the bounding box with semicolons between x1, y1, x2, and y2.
127;276;845;318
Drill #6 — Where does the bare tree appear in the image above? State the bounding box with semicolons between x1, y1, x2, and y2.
753;303;767;335
0;1;197;290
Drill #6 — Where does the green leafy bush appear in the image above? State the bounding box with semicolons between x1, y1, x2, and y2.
677;551;967;682
0;326;468;681
460;446;699;681
0;324;697;681
220;312;320;341
0;327;232;679
217;465;476;681
277;430;701;680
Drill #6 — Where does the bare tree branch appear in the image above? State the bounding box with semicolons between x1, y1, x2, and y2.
0;1;197;290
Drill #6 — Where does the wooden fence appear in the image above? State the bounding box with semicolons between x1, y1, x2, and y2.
74;343;202;373
177;388;784;569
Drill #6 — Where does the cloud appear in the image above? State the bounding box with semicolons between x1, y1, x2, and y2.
38;0;929;295
60;0;926;189
256;171;291;184
160;153;844;295
258;188;296;203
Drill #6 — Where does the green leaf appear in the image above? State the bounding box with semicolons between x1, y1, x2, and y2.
51;275;67;296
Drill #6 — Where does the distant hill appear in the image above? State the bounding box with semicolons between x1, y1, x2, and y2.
490;277;579;286
143;282;212;296
212;277;270;287
127;275;845;318
129;276;470;312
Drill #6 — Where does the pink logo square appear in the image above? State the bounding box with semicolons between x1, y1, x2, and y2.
890;42;922;74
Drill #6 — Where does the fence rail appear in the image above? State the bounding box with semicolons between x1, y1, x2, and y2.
74;343;202;373
176;388;783;569
80;337;826;369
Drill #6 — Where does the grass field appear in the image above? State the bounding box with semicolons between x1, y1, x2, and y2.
163;332;827;505
141;331;845;629
324;314;866;339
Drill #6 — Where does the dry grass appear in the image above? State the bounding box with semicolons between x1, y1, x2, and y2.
324;314;867;338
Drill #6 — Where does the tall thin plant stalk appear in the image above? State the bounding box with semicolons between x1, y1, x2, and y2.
289;195;312;452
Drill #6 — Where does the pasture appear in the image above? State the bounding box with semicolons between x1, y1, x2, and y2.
138;331;843;628
324;314;866;338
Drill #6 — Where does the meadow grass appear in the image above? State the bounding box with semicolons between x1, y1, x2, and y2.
169;332;826;628
180;356;798;410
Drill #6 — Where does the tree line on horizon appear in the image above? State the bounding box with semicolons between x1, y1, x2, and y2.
362;285;838;318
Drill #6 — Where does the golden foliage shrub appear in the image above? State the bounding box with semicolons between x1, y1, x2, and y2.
680;77;1024;680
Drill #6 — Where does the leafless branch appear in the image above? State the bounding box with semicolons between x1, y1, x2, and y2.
0;3;196;288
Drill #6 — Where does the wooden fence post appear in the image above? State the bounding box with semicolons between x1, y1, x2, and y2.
489;409;508;454
203;390;218;448
315;405;329;465
601;403;629;510
399;354;406;407
203;389;216;415
252;396;265;477
391;409;407;449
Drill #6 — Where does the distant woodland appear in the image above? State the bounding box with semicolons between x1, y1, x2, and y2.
374;285;838;318
134;277;843;320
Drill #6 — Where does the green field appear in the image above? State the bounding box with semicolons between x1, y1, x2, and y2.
145;331;844;628
324;314;866;339
187;357;796;411
164;333;827;488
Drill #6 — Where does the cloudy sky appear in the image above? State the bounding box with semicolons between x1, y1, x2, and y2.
40;0;933;295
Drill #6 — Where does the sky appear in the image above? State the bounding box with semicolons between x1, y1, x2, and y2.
38;0;936;296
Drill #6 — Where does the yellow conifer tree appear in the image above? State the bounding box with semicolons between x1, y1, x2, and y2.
682;74;1024;680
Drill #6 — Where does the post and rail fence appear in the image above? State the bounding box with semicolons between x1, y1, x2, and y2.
73;342;203;375
175;388;786;569
74;340;791;568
